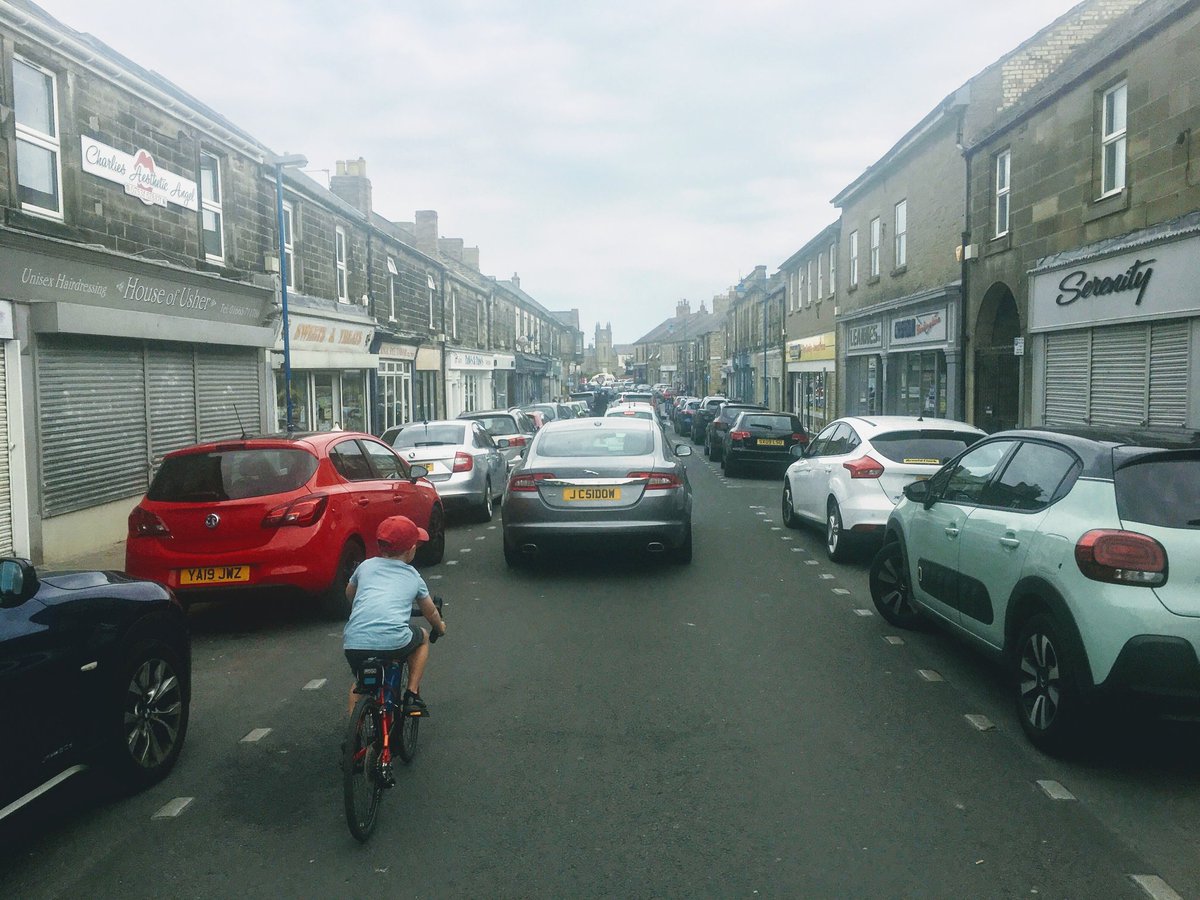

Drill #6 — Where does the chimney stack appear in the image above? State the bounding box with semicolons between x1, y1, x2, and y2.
438;237;464;261
675;299;690;318
415;210;439;257
512;272;521;290
463;247;480;270
329;158;373;216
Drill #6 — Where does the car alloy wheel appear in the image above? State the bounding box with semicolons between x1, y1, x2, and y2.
109;639;190;789
868;540;923;629
825;501;851;562
1015;613;1085;755
321;541;365;619
476;479;494;523
782;484;799;529
416;505;446;566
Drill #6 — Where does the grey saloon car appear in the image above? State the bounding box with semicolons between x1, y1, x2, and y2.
501;417;694;565
382;420;507;522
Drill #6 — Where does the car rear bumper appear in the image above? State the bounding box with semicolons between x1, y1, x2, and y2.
837;489;897;532
727;447;797;465
1098;635;1200;707
503;518;689;550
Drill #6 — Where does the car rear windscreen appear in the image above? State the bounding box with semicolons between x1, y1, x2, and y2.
149;448;318;502
740;414;799;431
1115;453;1200;529
538;429;655;457
468;415;517;435
392;424;466;447
870;430;982;464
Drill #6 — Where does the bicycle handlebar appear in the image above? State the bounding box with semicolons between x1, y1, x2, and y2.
429;595;445;644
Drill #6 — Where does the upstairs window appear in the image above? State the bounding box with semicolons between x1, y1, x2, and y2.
869;217;881;277
849;230;859;286
450;289;458;339
428;274;437;328
816;254;824;300
828;243;837;295
335;226;348;302
386;256;398;321
13;57;62;218
807;259;814;306
199;152;224;261
282;200;296;287
894;200;907;269
1101;81;1127;197
994;150;1011;237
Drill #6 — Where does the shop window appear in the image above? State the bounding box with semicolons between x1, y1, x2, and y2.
199;152;224;261
13;56;62;218
275;371;310;432
341;370;366;432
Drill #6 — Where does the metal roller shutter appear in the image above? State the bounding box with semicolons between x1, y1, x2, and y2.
197;348;261;441
147;345;198;466
38;337;149;515
1148;320;1189;428
0;349;12;555
1043;330;1090;425
1090;324;1148;427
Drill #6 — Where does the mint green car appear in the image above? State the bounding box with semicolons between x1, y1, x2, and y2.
870;428;1200;755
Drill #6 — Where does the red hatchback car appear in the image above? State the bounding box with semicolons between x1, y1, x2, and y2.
125;432;445;617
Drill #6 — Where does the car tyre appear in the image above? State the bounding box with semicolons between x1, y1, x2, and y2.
669;523;693;564
475;479;494;523
503;538;528;568
868;539;924;629
321;540;365;619
703;435;711;458
414;505;446;566
782;483;800;529
1015;612;1088;756
104;638;190;791
825;500;853;562
723;453;739;478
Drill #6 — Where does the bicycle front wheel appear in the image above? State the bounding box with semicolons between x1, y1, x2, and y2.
343;695;383;842
393;660;420;764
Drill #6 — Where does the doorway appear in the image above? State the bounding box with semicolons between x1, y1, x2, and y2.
974;283;1021;433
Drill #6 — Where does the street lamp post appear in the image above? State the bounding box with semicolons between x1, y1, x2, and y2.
271;152;308;432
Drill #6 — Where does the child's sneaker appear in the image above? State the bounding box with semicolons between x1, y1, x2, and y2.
402;690;429;717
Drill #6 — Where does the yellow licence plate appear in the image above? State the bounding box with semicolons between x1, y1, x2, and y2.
757;439;785;446
179;565;250;586
563;487;621;502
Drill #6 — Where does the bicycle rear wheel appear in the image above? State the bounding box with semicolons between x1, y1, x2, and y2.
343;695;383;842
393;659;420;764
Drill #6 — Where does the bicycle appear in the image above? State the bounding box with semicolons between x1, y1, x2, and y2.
343;596;444;843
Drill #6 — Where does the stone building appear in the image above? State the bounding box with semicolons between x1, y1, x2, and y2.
963;0;1200;439
780;221;840;433
723;266;784;404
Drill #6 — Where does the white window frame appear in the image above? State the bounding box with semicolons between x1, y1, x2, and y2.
995;150;1011;237
282;200;296;288
807;259;814;306
335;226;348;302
13;56;63;219
427;274;437;329
386;256;398;321
849;231;859;286
894;200;907;269
1100;81;1127;197
816;255;824;300
869;217;881;277
450;288;458;339
199;151;224;261
828;243;837;296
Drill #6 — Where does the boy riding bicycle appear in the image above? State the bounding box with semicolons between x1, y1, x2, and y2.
343;515;447;717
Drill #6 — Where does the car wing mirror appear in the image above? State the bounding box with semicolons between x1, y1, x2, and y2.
409;464;429;480
0;558;39;607
902;480;932;505
675;444;693;457
790;444;806;459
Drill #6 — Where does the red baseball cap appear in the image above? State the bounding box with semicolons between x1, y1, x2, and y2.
376;515;429;552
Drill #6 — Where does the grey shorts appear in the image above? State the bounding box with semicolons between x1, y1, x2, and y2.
344;628;425;674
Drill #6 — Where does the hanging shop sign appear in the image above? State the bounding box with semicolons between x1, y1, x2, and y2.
890;306;947;346
80;136;198;211
846;321;882;352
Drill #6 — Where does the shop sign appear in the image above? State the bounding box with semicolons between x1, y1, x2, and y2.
0;300;12;340
890;307;947;346
1030;232;1200;331
847;321;882;351
787;331;835;362
379;342;418;361
449;351;494;370
0;238;269;325
80;136;198;211
289;317;372;353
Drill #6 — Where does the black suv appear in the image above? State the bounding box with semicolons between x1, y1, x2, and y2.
690;396;729;443
706;402;768;462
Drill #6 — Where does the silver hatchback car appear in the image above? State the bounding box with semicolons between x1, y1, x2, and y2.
382;420;507;522
502;417;694;565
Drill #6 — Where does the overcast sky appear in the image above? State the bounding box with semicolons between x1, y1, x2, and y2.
43;0;1083;345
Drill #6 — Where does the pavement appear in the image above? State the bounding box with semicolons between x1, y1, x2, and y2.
46;539;126;573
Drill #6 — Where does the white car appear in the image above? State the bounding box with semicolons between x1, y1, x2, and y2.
781;416;985;560
605;402;659;423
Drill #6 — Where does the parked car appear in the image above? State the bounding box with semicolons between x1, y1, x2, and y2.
869;427;1200;755
675;399;701;435
382;420;507;522
782;416;984;561
523;402;574;425
524;409;548;429
705;402;768;462
502;417;694;565
690;395;729;443
125;432;446;618
0;558;191;822
605;401;659;423
457;408;537;466
618;391;655;406
721;411;808;477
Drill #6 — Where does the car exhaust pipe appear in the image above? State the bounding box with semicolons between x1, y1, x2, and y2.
521;543;540;556
647;542;666;553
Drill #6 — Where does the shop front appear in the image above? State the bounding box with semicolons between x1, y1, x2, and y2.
1028;220;1200;438
0;227;274;562
414;345;442;420
493;353;515;408
787;331;836;434
515;352;550;405
446;349;498;417
272;299;376;433
373;338;418;435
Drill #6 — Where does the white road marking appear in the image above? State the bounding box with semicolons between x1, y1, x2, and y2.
805;560;820;566
853;609;874;617
832;588;850;595
770;527;781;531
791;547;803;552
302;679;327;691
446;560;459;566
781;536;793;541
917;669;944;682
749;505;764;509
487;525;497;530
1129;875;1183;900
475;535;487;540
819;573;835;580
241;728;272;742
427;574;444;580
1036;780;1076;800
459;548;472;553
762;519;774;523
965;715;995;732
152;797;194;819
884;636;905;645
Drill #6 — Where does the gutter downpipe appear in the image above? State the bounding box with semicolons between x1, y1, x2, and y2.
959;120;971;428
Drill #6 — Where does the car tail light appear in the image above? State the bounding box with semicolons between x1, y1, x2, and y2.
628;471;683;490
792;434;807;443
510;472;554;492
129;506;170;537
843;455;885;479
730;430;750;442
262;494;329;528
453;451;473;473
508;435;528;448
1075;529;1167;586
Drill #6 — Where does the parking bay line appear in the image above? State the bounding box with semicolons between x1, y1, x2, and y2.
965;714;995;732
1036;779;1076;800
1129;875;1183;900
152;797;194;819
302;679;327;691
241;728;272;743
917;669;944;682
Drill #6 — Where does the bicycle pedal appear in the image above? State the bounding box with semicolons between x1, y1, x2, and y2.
379;764;396;788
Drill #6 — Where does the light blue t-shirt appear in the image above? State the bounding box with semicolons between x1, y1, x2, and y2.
343;556;430;650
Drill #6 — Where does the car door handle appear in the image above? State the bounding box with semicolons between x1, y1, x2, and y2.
999;536;1020;549
944;526;960;538
357;497;369;507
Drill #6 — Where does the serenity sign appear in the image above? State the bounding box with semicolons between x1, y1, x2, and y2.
80;135;199;211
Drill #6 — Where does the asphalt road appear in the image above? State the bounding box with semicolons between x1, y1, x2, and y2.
3;439;1200;898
